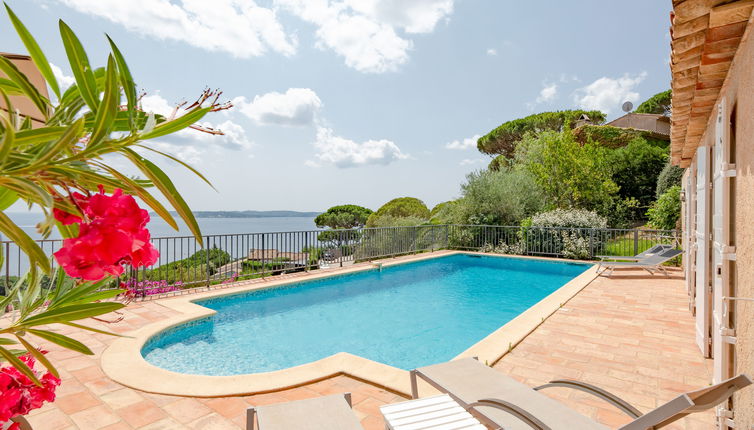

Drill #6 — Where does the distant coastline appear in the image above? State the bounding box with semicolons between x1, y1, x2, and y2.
158;210;321;219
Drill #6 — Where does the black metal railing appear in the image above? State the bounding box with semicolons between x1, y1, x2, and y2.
0;225;680;297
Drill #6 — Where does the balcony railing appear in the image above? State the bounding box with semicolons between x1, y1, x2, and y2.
0;225;680;297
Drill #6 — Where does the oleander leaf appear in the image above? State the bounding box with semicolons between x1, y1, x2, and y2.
19;302;124;327
59;19;99;112
122;148;203;245
106;35;137;131
27;329;93;355
0;211;49;273
14;335;58;377
5;3;60;99
140;107;210;140
0;345;39;385
88;55;119;146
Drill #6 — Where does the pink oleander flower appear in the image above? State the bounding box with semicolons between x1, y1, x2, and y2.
53;187;159;281
0;352;60;424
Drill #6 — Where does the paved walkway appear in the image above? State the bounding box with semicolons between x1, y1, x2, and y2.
23;261;713;429
494;268;714;429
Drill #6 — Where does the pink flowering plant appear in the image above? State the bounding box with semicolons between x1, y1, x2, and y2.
0;4;223;424
121;279;183;298
0;352;60;429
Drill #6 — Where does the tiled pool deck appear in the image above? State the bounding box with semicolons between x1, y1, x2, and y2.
24;256;713;429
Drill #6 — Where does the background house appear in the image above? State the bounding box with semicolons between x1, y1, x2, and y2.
0;53;49;127
606;112;670;139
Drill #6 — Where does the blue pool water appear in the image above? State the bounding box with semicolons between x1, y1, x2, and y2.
142;254;591;375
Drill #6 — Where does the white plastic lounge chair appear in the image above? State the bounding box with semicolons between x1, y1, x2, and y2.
596;243;673;263
380;393;487;430
410;358;752;430
246;393;363;430
596;248;682;277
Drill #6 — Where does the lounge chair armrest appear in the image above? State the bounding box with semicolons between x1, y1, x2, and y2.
534;379;643;418
596;255;642;261
467;398;553;430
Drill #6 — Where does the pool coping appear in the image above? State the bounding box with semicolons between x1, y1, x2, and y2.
101;251;598;397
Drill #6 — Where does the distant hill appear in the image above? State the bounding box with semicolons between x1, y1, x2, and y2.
158;210;321;218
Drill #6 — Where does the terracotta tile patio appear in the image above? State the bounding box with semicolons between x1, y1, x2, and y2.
23;262;714;429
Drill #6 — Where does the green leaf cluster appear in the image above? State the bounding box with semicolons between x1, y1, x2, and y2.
646;185;681;230
572;124;668;149
477;110;606;158
366;197;430;227
0;268;124;384
656;161;685;198
607;139;669;208
517;130;618;215
0;4;223;382
446;168;546;226
634;90;672;115
314;205;373;229
0;4;217;275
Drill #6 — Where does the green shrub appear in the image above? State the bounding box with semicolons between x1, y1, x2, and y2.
608;139;668;208
517;130;618;215
526;209;608;259
487;155;508;171
610;197;643;229
635;90;672;115
529;208;607;229
647;185;681;230
452;168;546;225
314;205;372;229
367;215;428;227
656;162;685;198
478;110;606;158
573;125;668;149
429;201;456;224
366;197;430;227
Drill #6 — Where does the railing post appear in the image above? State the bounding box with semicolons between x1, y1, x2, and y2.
261;234;266;278
205;236;211;288
633;229;639;256
589;229;594;259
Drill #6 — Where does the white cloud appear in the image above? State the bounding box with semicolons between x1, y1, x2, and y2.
347;0;454;34
486;48;497;56
573;72;647;114
235;88;322;126
536;83;558;104
55;0;296;58
310;127;407;168
49;63;75;91
459;158;484;166
445;134;480;151
275;0;454;73
140;94;174;116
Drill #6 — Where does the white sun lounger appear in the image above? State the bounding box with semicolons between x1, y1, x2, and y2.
246;393;363;430
411;358;751;430
596;248;682;277
596;243;673;262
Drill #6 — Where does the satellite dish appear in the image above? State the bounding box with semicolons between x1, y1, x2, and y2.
622;101;634;112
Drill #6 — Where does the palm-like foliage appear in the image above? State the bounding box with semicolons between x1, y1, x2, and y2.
0;4;222;382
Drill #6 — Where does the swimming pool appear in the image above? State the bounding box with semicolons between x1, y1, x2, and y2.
142;254;591;375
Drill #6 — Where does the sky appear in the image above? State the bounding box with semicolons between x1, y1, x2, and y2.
2;0;672;213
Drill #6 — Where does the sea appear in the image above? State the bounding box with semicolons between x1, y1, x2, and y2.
3;212;319;241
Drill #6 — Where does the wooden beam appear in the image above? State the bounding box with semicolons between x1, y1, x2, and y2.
672;44;703;65
673;14;710;38
672;30;707;54
707;21;748;41
674;0;728;23
709;0;754;27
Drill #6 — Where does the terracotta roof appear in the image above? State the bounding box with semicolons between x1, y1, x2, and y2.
670;0;754;167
